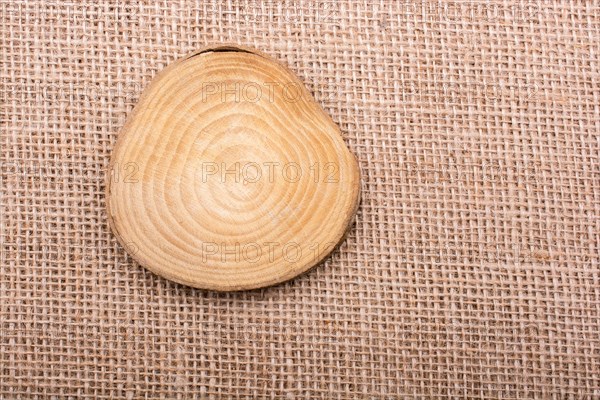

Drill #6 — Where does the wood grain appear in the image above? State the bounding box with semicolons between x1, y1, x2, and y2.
106;45;361;291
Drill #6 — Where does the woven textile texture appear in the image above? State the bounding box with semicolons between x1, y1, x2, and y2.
1;1;599;398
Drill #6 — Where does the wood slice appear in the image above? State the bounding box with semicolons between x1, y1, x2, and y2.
106;45;361;291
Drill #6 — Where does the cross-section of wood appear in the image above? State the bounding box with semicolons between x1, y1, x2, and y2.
106;45;361;291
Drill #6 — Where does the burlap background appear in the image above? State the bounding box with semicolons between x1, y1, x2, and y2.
1;1;599;398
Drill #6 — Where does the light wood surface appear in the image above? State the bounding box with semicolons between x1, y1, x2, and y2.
106;45;361;291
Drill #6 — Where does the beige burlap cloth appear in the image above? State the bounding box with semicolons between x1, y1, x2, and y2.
1;1;599;398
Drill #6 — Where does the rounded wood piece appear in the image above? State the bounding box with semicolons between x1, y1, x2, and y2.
106;45;361;291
